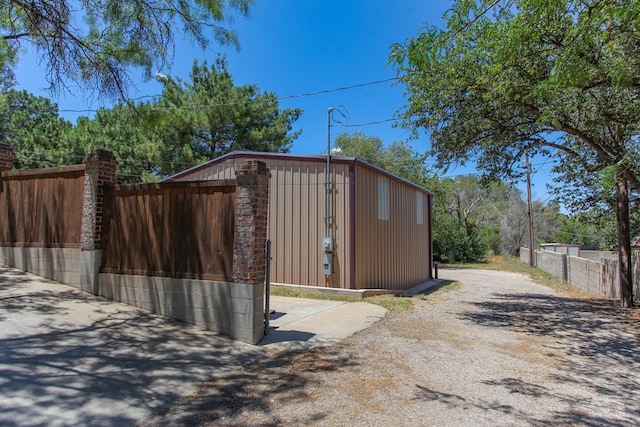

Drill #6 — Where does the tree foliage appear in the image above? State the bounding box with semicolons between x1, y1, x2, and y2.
64;56;301;182
333;131;431;186
157;57;302;160
0;89;77;169
67;103;170;182
439;176;490;262
391;0;640;305
392;0;639;187
1;0;253;98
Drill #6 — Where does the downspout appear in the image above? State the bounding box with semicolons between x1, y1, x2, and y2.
349;163;356;289
429;193;434;279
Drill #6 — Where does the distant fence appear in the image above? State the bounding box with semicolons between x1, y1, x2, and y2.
101;180;236;281
537;250;567;281
520;247;639;301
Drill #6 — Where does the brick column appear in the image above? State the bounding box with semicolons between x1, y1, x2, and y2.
0;143;14;172
79;149;117;294
231;160;270;343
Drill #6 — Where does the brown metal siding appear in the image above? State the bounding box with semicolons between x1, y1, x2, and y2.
354;165;431;290
171;157;352;289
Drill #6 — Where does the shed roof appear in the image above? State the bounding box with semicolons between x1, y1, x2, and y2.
164;150;434;195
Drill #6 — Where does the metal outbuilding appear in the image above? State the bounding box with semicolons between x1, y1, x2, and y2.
165;151;433;291
540;243;581;257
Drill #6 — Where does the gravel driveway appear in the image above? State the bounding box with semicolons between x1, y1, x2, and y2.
142;267;640;426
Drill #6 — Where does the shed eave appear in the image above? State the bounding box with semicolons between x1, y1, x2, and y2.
162;150;434;195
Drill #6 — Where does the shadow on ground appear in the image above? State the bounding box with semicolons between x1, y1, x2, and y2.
0;269;263;427
140;348;359;426
456;292;640;426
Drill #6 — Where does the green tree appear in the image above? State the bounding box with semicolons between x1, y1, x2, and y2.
0;89;77;169
552;160;640;249
67;56;302;182
391;0;640;306
1;0;253;98
555;214;600;248
487;184;527;256
68;103;170;182
439;175;511;262
334;132;432;186
157;57;302;159
333;132;383;164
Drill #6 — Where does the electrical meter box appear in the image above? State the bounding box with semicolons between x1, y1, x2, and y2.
322;237;334;275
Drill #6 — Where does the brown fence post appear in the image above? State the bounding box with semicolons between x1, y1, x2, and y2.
231;160;269;344
80;149;117;294
0;143;14;172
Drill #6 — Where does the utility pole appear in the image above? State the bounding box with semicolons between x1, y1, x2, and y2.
326;107;334;239
526;151;534;267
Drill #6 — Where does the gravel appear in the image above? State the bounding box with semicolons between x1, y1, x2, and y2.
141;267;640;426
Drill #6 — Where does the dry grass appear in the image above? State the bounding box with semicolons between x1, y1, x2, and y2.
269;281;466;313
269;286;361;302
365;295;413;312
269;286;414;312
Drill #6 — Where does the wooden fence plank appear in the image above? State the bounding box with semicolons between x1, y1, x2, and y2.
100;181;235;281
0;167;85;248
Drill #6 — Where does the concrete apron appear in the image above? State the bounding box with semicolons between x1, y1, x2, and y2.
260;296;388;351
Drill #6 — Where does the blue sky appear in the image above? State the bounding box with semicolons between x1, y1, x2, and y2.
14;0;553;201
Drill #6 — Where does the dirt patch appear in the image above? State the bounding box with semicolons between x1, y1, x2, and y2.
141;268;640;426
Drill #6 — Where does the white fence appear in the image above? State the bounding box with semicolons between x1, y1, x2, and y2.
519;247;639;301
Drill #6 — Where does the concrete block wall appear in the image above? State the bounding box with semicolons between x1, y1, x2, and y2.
519;247;533;266
525;249;637;301
99;274;233;333
567;254;627;300
536;249;567;282
567;256;601;295
0;247;81;286
580;250;619;262
601;258;621;299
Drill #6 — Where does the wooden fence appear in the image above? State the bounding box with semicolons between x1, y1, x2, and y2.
100;180;236;281
0;145;269;343
0;165;86;248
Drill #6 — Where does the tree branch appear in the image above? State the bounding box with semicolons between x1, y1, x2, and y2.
518;101;615;164
3;33;31;40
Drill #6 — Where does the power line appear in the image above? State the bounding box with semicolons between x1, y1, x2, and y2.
345;117;400;127
277;78;399;101
2;2;502;119
2;0;502;120
38;77;401;115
